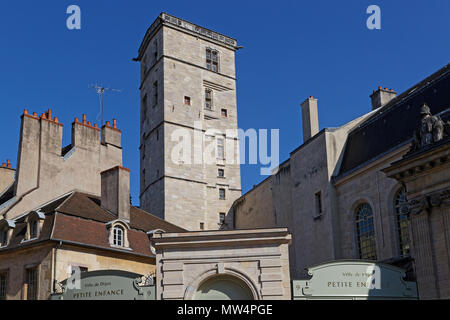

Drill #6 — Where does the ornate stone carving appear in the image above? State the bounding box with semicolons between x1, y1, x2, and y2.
412;103;450;151
403;188;450;215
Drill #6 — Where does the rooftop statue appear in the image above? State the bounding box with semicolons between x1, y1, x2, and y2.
412;103;449;151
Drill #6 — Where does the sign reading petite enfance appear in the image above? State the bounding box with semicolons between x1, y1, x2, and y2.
51;270;155;300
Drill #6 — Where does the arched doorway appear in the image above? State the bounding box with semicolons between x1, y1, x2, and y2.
194;275;255;300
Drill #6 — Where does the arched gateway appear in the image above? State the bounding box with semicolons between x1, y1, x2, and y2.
194;275;255;300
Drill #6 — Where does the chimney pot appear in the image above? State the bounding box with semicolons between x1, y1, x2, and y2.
113;119;117;128
6;160;11;168
24;110;28;115
33;112;37;117
47;109;52;120
82;114;87;124
54;117;59;123
370;86;397;110
106;121;111;126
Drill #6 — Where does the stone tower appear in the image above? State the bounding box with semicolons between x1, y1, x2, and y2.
137;13;242;231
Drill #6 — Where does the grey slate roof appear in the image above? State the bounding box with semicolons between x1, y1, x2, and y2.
337;64;450;177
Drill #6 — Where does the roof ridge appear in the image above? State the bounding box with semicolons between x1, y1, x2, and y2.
354;63;450;130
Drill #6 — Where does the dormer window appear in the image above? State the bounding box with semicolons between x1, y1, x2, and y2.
0;220;15;248
0;228;7;247
29;220;37;239
113;225;124;247
23;212;44;242
107;220;130;249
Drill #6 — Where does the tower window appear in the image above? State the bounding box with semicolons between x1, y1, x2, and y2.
315;191;322;216
206;48;219;72
205;89;213;110
221;109;228;117
218;169;224;178
142;94;148;122
153;81;158;107
184;96;191;105
219;188;226;200
217;138;224;159
153;40;158;61
355;203;377;260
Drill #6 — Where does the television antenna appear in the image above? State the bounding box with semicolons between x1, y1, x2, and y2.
89;84;122;126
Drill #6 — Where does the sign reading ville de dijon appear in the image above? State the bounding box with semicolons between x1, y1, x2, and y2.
292;260;418;300
51;270;155;300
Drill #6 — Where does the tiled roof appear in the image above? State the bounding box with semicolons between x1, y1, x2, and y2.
0;191;185;256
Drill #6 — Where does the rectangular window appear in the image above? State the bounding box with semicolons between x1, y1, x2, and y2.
206;48;219;72
0;228;7;247
219;188;226;200
153;40;158;61
315;191;322;216
221;109;228;117
184;96;191;105
217;138;224;159
153;81;158;107
218;169;224;178
29;220;37;239
205;89;212;110
142;94;148;122
200;222;204;230
25;267;37;300
142;55;148;74
219;213;226;225
0;272;7;300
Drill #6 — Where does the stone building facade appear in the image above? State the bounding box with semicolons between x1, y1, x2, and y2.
383;124;450;299
231;64;450;299
0;111;184;300
151;228;292;300
137;13;242;231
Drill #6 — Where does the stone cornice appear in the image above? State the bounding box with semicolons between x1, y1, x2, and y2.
382;139;450;181
150;228;291;249
137;12;238;61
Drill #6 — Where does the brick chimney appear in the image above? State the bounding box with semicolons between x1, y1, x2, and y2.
100;166;130;221
301;96;319;142
370;87;397;110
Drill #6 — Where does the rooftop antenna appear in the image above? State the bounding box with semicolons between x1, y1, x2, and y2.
89;84;122;127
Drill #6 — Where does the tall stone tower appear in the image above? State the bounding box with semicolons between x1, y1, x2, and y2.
137;13;242;231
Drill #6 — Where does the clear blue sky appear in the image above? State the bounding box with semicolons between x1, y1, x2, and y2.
0;1;449;205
